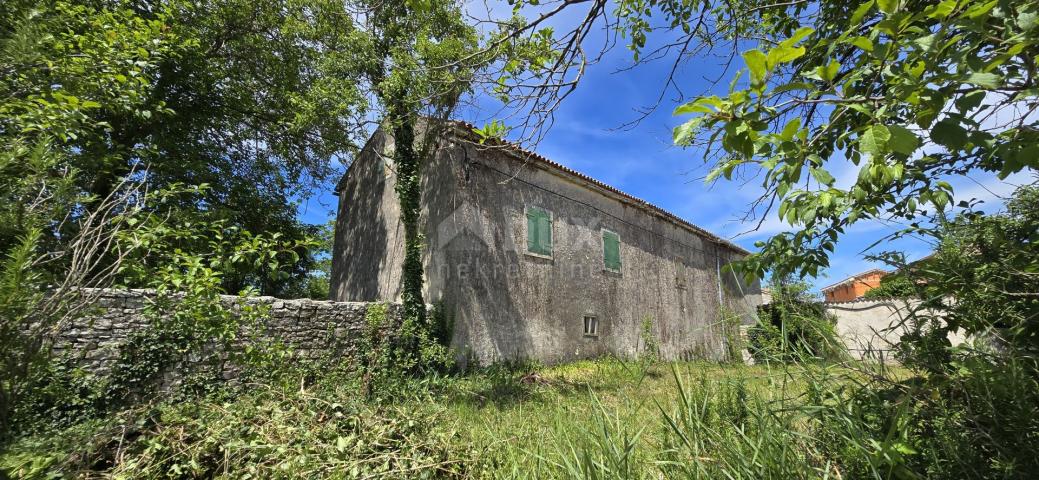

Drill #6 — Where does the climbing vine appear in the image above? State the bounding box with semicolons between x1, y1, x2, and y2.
388;106;428;345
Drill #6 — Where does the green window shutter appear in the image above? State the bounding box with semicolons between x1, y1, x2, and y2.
603;230;621;271
538;212;552;253
527;207;552;255
526;209;539;252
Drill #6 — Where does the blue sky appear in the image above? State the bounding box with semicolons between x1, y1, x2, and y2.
298;3;1036;294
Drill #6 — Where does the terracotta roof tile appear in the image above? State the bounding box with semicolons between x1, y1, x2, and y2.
819;268;888;292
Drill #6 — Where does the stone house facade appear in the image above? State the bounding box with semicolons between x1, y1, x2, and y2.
330;122;762;365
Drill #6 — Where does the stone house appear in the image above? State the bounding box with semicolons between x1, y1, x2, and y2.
821;268;888;302
330;121;762;365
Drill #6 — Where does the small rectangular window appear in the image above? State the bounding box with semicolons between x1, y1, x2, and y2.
583;315;599;337
602;229;621;272
526;206;553;256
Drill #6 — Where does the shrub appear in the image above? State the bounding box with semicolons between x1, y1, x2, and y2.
639;316;660;361
747;280;844;362
862;274;917;299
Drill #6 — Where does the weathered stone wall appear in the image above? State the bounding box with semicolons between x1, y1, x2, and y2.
52;289;400;375
825;298;966;361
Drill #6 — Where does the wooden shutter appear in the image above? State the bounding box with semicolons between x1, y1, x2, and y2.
603;230;621;271
526;207;552;255
526;208;538;253
538;211;552;253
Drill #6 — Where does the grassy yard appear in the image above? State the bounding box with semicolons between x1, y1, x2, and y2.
2;357;996;479
421;359;822;478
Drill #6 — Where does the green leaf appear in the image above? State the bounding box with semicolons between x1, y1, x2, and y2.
767;45;805;68
781;26;816;47
926;0;957;19
1018;11;1039;31
673;117;704;145
964;0;998;19
673;98;715;115
850;36;874;52
810;167;836;186
887;125;919;155
772;82;813;94
705;165;726;184
931;120;968;150
742;49;767;86
850;0;876;26
819;59;840;82
779;118;801;141
877;0;899;14
966;72;1001;89
914;33;937;51
859;125;891;156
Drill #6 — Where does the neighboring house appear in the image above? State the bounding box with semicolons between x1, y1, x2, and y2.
330;121;762;365
821;268;888;302
760;287;772;305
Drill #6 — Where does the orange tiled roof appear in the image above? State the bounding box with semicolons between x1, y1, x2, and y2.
820;268;888;292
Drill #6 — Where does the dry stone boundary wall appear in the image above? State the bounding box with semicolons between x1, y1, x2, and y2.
52;289;402;377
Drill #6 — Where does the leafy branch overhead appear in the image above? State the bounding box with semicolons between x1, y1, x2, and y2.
669;0;1038;279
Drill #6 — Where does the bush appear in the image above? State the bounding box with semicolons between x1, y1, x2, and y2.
862;274;917;299
748;280;844;362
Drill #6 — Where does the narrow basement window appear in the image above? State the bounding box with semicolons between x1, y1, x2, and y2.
583;315;599;337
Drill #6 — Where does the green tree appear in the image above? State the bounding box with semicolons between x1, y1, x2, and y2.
369;0;477;365
909;184;1039;363
0;0;179;437
506;0;1038;279
2;0;370;296
748;278;844;362
862;273;916;299
280;220;334;300
660;0;1039;280
110;0;370;295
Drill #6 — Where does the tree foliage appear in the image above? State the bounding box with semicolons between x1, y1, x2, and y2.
1;0;372;296
0;0;178;438
903;184;1039;364
862;273;917;299
658;0;1039;279
748;279;844;362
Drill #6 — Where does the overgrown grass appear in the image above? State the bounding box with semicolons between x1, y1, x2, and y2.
427;359;801;478
0;359;806;478
3;355;1036;479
